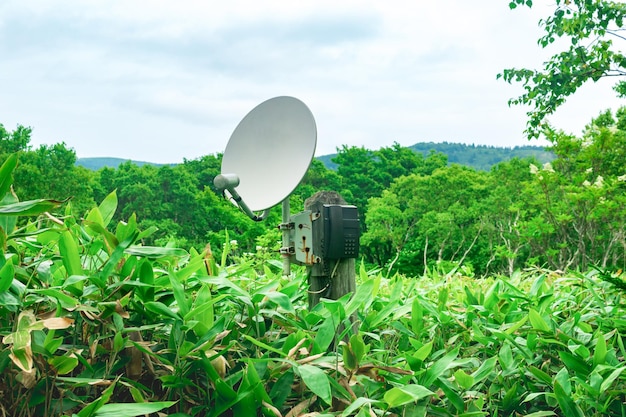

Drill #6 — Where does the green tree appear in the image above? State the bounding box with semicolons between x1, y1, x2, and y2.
480;157;537;274
364;164;488;275
500;0;626;138
181;154;223;193
0;125;96;215
333;143;446;211
0;124;32;153
293;159;343;205
520;109;626;269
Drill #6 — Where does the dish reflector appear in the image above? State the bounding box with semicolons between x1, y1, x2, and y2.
220;96;317;212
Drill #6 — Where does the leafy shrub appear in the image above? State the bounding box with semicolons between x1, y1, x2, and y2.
0;152;624;416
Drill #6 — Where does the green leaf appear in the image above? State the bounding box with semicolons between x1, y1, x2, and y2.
270;368;294;408
454;369;474;390
187;286;221;336
554;368;571;396
59;230;84;278
144;301;181;320
593;333;607;368
185;293;226;325
342;343;357;371
346;276;379;315
350;333;366;364
0;153;17;198
0;198;67;216
413;340;433;361
558;351;591;376
498;343;515;371
97;190;117;228
113;332;124;353
342;397;382;417
261;290;294;313
94;401;176;417
314;316;337;353
77;380;117;417
298;364;332;406
411;297;424;335
0;191;18;236
0;259;14;293
85;206;105;229
422;346;459;386
600;365;626;392
471;356;497;384
504;315;528;335
33;289;78;310
125;245;188;259
554;378;584;417
84;216;118;251
528;309;551;333
136;260;154;302
168;269;189;317
523;411;556;417
242;334;286;357
384;384;434;408
529;366;552;385
49;354;79;374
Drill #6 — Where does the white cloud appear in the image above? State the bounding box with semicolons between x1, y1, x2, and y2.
0;0;622;163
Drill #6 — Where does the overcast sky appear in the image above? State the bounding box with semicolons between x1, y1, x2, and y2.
1;1;624;164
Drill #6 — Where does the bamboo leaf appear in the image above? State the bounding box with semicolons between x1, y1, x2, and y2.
554;379;584;417
125;246;188;259
350;333;366;364
298;364;332;406
422;346;460;387
528;309;552;333
0;191;18;236
58;230;84;277
314;315;337;353
600;365;626;392
454;369;474;390
144;301;181;320
168;269;190;317
49;354;79;374
593;332;607;368
0;198;67;216
136;260;154;302
384;384;434;408
471;356;498;385
94;401;176;417
0;153;17;198
97;190;118;228
0;260;14;292
342;397;382;417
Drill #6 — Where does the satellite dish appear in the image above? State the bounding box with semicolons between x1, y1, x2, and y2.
215;96;317;219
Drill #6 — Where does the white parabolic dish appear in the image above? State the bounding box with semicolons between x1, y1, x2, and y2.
221;96;317;212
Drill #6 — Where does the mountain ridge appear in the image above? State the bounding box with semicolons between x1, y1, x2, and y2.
76;142;553;172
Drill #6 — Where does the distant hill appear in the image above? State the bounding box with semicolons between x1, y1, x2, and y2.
76;157;170;170
318;142;554;171
78;142;554;172
409;142;554;171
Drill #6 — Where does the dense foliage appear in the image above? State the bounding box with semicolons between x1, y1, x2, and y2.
365;108;626;276
315;143;552;172
0;162;624;415
3;104;626;277
501;0;626;138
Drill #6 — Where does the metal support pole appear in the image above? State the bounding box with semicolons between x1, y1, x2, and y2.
282;198;291;276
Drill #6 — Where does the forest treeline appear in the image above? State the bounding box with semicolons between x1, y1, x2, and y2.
318;142;554;171
1;108;625;276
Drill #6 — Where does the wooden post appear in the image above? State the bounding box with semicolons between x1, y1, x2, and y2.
304;191;357;311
